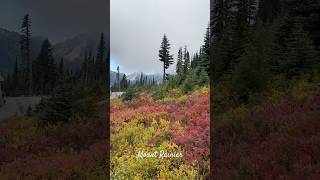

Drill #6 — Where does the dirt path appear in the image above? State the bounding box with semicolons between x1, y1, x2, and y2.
0;96;42;120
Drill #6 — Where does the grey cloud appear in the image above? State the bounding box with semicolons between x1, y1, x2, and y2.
0;0;109;43
111;0;210;74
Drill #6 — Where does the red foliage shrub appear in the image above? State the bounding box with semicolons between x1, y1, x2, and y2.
110;89;210;169
170;91;210;163
212;94;320;179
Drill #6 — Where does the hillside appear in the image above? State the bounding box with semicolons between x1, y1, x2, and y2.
52;33;102;69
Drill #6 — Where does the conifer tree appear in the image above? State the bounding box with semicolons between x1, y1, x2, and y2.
257;0;282;23
212;22;238;83
87;52;95;82
191;52;199;69
117;66;120;91
231;23;273;103
33;39;57;95
20;14;32;95
12;57;19;96
282;21;319;78
196;68;209;86
39;82;73;126
183;46;191;74
152;76;155;85
176;47;183;76
120;74;128;91
58;58;65;80
158;34;174;83
198;25;211;75
139;73;144;86
81;53;89;83
95;33;107;84
212;0;228;41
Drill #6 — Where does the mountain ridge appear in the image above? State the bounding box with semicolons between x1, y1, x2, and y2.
0;27;103;72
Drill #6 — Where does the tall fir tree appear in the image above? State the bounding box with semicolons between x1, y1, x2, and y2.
117;66;120;91
95;33;107;84
199;24;211;75
81;52;90;83
120;74;128;91
39;82;73;126
20;14;32;95
191;52;199;69
88;52;95;82
231;23;273;103
12;57;19;96
176;47;184;76
58;58;65;80
33;39;57;95
212;0;229;41
183;46;191;74
158;34;174;83
257;0;282;23
282;21;319;78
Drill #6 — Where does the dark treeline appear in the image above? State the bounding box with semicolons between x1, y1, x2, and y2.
211;0;320;178
210;0;320;103
3;15;108;97
111;71;157;92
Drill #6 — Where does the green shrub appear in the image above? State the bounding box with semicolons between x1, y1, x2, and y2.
122;87;139;101
72;87;97;118
37;84;73;127
181;75;196;94
151;87;166;100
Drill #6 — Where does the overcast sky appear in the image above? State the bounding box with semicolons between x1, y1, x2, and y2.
111;0;210;74
0;0;109;43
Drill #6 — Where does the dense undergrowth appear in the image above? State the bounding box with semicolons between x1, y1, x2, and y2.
212;74;320;179
0;101;108;179
111;86;210;179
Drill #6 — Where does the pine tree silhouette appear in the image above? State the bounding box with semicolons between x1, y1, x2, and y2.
158;34;174;83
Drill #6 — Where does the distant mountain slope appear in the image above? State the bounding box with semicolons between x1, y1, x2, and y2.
110;71;124;86
53;33;101;69
127;72;163;84
1;27;161;87
0;27;104;72
0;28;43;72
110;72;163;86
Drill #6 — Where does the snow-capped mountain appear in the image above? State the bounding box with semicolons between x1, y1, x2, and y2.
127;72;163;84
110;72;163;86
110;71;124;85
